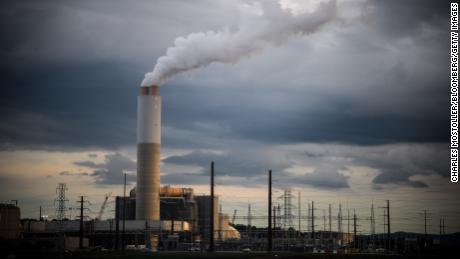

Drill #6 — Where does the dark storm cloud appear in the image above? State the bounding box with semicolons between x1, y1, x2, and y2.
293;143;448;188
162;146;351;189
74;153;136;184
372;169;428;188
0;0;449;151
353;143;449;188
163;149;290;178
0;0;451;191
363;0;448;39
73;161;104;169
59;171;89;176
58;171;72;176
282;165;349;189
160;84;448;146
0;59;140;150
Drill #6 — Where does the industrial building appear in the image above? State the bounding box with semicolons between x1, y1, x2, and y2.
0;204;21;239
115;185;240;245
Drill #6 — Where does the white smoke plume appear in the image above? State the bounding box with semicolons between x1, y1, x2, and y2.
142;0;337;86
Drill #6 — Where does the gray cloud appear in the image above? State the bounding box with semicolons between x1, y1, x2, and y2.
74;153;136;184
73;161;105;169
283;164;350;189
0;0;449;151
0;0;450;190
162;141;447;189
363;0;448;39
353;144;448;188
163;148;290;178
291;143;448;188
58;171;72;176
59;171;89;177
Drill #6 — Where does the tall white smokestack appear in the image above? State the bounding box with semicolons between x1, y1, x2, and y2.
136;85;161;221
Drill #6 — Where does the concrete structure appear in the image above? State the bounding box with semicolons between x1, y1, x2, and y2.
22;220;188;233
0;203;21;239
116;186;239;242
136;85;161;221
117;186;198;233
115;196;136;221
196;195;219;241
219;213;240;240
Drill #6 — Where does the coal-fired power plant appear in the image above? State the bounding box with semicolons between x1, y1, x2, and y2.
136;85;161;221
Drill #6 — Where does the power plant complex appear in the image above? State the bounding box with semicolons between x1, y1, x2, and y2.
4;84;240;251
1;84;452;255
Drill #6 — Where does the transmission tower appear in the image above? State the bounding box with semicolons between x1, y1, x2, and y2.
55;183;68;220
370;202;376;235
328;204;332;235
278;188;295;229
247;204;252;227
307;203;311;232
338;203;342;233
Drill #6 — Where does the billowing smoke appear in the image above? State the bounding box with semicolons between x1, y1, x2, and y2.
142;0;337;86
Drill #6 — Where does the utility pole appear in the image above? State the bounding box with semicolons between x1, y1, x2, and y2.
353;209;357;249
347;208;350;243
387;200;390;251
268;170;272;252
323;209;326;231
424;210;427;238
311;201;315;239
443;219;445;234
338;203;342;233
322;209;326;245
328;204;332;250
76;196;89;249
338;203;342;243
371;202;375;235
122;173;127;254
79;196;84;249
439;218;442;236
218;204;222;241
370;201;375;248
298;192;301;233
307;203;311;232
247;204;251;229
39;206;42;221
328;204;332;238
209;161;215;252
115;198;119;250
247;204;252;248
277;205;281;230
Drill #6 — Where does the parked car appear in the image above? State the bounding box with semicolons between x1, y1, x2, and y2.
242;248;252;253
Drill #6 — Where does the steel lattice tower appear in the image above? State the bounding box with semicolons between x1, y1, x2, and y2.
55;183;68;220
278;188;295;229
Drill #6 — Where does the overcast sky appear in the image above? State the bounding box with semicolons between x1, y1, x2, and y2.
0;0;457;234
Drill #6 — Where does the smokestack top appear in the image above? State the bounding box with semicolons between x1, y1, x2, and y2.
140;85;159;96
